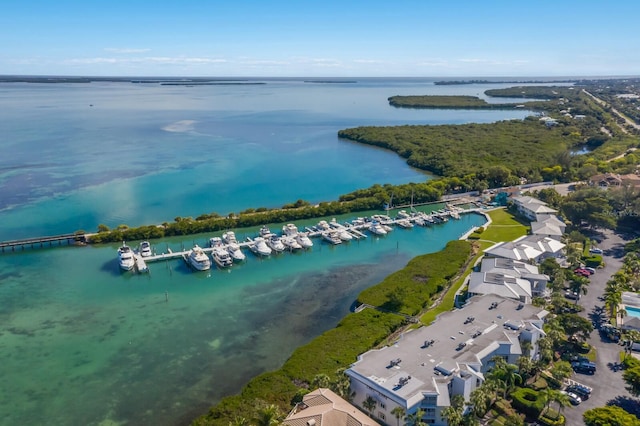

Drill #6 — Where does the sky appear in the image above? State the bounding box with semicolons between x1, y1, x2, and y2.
1;0;639;77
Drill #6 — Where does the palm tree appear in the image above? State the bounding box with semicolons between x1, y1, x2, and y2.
363;396;377;418
254;404;281;426
441;395;465;426
538;388;556;415
311;373;331;389
553;392;571;421
330;368;353;401
391;406;406;426
470;387;489;418
405;408;425;426
569;275;589;304
501;364;522;397
229;416;250;426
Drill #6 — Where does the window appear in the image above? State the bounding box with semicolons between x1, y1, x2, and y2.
379;402;386;410
378;412;385;420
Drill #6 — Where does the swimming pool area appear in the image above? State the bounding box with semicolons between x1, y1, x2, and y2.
625;305;640;318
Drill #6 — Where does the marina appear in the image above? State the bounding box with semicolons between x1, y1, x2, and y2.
118;205;479;274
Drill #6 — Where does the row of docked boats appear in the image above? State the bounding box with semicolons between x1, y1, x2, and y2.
115;206;466;273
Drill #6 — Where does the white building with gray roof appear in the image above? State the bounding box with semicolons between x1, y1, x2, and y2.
346;295;547;425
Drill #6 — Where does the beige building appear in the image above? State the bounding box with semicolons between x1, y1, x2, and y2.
283;388;379;426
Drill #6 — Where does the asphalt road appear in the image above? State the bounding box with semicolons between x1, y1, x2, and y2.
561;230;639;425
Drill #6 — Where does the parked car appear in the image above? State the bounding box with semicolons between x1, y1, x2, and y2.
561;390;582;405
574;268;591;277
572;360;596;374
590;248;603;254
566;385;590;400
585;267;597;274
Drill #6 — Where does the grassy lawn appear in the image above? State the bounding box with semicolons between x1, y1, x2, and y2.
481;208;529;243
420;208;529;325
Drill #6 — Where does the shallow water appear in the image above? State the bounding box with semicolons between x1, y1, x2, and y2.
0;78;522;425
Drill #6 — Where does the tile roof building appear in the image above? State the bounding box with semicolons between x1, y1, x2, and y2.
283;388;379;426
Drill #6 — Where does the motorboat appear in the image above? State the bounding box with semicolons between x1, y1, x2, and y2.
186;245;211;271
117;243;135;271
316;220;331;231
322;231;342;245
281;235;302;251
396;219;414;229
369;221;388;236
139;241;152;257
329;219;353;241
295;232;314;248
248;237;272;257
259;225;273;238
266;234;285;253
282;223;299;237
209;236;223;248
396;210;411;219
226;242;246;262
212;245;233;268
222;231;238;244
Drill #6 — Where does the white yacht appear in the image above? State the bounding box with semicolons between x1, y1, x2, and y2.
226;242;246;262
369;221;388;236
281;235;302;251
266;234;285;253
117;243;135;271
212;246;233;268
282;223;299;237
186;245;211;271
248;237;272;257
295;232;314;248
222;231;238;245
209;236;223;248
139;241;152;257
396;210;411;219
322;231;342;245
329;219;354;241
396;219;414;229
259;225;273;238
316;220;331;232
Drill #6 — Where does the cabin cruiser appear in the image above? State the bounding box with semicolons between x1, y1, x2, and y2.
266;234;285;253
248;237;272;257
117;243;135;271
322;231;342;245
281;235;302;251
329;219;354;241
186;245;211;271
139;241;152;257
282;223;300;237
222;231;239;245
226;242;246;261
316;220;331;232
259;225;273;238
396;219;414;229
212;245;233;268
209;236;223;248
396;210;411;219
295;232;314;248
369;221;388;236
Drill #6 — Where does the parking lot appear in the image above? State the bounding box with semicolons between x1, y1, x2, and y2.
561;230;637;425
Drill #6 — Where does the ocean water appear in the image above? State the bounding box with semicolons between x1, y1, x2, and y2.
0;78;527;425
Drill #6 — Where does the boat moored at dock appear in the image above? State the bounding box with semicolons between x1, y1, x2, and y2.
248;237;272;257
185;245;211;271
212;245;233;268
117;243;135;271
139;241;152;257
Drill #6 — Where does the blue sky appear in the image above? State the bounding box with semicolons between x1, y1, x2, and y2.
2;0;639;77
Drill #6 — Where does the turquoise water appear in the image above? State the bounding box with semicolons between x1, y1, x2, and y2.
0;78;525;425
625;306;640;318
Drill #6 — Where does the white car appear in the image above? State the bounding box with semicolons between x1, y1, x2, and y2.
561;390;582;405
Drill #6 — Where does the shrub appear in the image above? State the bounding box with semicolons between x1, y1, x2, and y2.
539;412;566;426
511;388;544;417
582;254;603;268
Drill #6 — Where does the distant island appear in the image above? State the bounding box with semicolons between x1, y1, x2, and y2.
303;80;357;84
387;94;528;109
434;79;576;85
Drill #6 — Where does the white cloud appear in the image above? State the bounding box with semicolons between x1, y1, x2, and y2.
104;48;151;54
66;56;227;66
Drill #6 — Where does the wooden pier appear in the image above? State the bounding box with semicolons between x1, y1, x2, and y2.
0;233;86;253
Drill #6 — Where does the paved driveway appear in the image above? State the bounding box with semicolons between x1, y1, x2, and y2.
561;230;639;425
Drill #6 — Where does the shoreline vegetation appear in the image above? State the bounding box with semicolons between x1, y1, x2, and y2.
433;79;576;85
191;82;640;424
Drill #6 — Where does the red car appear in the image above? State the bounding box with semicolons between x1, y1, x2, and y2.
574;268;591;277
